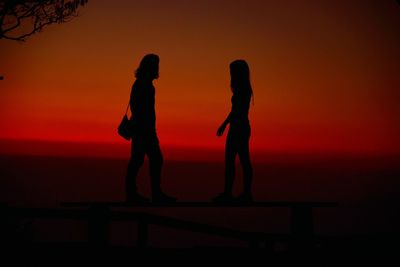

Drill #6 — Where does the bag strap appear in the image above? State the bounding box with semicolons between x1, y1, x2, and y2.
125;102;130;115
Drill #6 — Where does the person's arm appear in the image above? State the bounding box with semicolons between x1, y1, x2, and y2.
216;111;232;136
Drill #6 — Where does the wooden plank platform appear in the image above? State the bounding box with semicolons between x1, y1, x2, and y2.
61;201;338;208
2;201;338;249
59;200;338;248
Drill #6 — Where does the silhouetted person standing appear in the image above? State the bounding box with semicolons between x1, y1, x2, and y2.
125;54;176;204
213;60;254;203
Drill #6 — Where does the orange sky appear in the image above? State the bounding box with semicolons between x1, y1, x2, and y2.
1;0;399;156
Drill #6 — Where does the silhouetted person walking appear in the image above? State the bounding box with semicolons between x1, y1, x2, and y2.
125;54;176;204
213;60;254;203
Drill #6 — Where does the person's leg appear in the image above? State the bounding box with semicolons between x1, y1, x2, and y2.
224;129;237;195
146;133;176;203
212;129;237;202
146;133;163;195
237;127;253;201
125;138;147;202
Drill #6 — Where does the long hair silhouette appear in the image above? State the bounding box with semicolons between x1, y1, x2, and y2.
230;59;254;105
135;54;159;80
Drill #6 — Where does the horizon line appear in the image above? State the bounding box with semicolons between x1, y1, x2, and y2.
1;137;399;158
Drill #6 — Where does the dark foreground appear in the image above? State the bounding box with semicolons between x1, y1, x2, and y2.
1;153;399;265
2;237;399;266
1;204;398;266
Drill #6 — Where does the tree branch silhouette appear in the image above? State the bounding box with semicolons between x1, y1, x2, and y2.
0;0;88;42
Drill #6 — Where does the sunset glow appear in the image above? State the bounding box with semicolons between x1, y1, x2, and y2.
1;0;399;158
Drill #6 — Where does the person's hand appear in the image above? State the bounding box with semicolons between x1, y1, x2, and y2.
216;124;226;137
